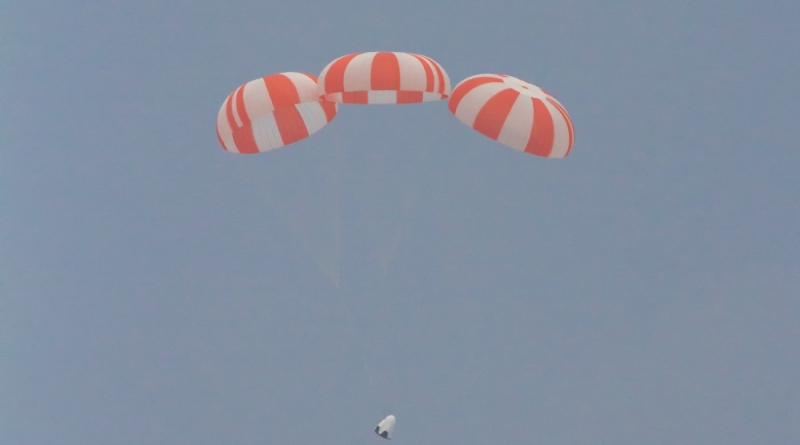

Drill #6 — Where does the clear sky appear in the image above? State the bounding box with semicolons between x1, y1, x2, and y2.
2;1;799;444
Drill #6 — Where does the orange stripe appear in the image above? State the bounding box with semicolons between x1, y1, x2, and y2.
234;84;251;127
547;97;574;156
472;88;520;140
273;105;309;146
264;74;301;110
448;76;503;114
525;98;555;156
420;55;446;94
371;52;401;90
410;54;434;92
302;73;318;83
324;53;360;94
321;101;337;122
397;91;423;103
216;127;226;150
232;126;259;154
225;91;237;130
341;91;369;104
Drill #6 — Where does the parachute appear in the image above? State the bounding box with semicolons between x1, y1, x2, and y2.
215;55;574;436
216;61;574;158
375;414;396;439
448;73;574;158
318;52;450;104
216;72;337;154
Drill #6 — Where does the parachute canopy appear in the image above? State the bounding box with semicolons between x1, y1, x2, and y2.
375;414;396;439
216;72;337;154
318;52;451;104
448;73;574;158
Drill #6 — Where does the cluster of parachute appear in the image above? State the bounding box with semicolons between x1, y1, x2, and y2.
216;52;574;158
215;54;575;440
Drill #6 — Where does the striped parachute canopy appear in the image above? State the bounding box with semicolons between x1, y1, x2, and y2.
448;74;574;158
318;52;450;104
216;72;338;154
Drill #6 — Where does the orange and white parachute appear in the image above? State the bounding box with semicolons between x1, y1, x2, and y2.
318;52;450;104
448;74;574;158
216;72;337;154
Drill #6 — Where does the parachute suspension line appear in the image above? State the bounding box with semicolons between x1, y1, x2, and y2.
376;248;394;416
372;128;432;415
327;126;385;411
331;129;346;290
332;278;383;413
235;119;348;289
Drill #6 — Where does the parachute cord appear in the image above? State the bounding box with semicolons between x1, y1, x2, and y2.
234;126;388;414
332;130;344;289
377;256;394;415
328;128;386;413
332;279;384;412
239;160;342;287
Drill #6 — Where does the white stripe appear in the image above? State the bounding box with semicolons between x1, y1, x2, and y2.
223;132;239;152
250;113;284;152
282;72;318;103
397;52;426;92
415;55;440;94
436;60;451;95
216;96;233;138
496;94;533;151
324;92;343;102
543;99;569;158
296;102;329;135
216;93;238;152
218;126;238;153
317;59;337;96
455;73;505;88
421;92;445;102
547;96;574;144
418;55;449;95
501;75;547;99
231;88;243;127
243;78;273;119
343;52;376;92
221;133;238;153
454;82;509;127
368;90;397;104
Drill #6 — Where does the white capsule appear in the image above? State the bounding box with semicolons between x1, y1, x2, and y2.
374;415;396;439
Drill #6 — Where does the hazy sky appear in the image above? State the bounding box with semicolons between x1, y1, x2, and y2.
3;1;799;444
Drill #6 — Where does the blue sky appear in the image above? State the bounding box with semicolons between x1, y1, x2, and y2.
3;1;799;444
